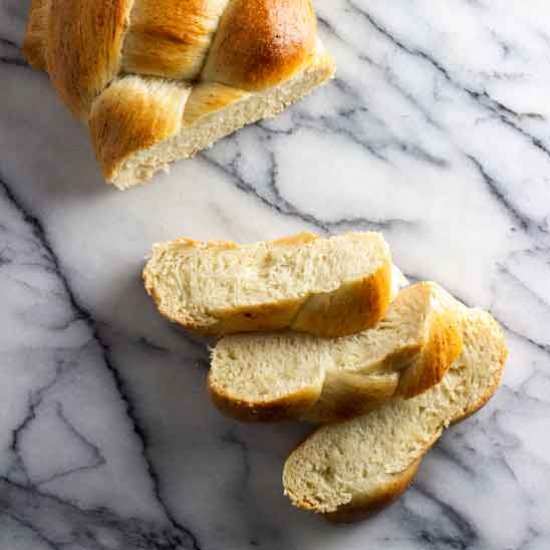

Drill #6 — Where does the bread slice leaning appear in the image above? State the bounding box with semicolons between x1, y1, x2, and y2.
282;308;507;522
208;282;463;423
143;231;392;338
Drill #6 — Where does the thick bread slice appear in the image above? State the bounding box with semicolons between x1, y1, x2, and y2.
209;282;463;423
143;231;392;338
282;308;507;521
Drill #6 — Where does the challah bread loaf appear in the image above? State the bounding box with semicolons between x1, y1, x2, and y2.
283;308;507;522
208;282;463;423
143;231;392;338
22;0;335;189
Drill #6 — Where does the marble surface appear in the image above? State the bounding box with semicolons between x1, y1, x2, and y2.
1;0;550;548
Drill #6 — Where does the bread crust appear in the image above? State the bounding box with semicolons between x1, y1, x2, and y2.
122;0;229;80
208;376;321;422
22;0;50;70
202;0;317;90
46;0;134;118
290;260;392;337
89;77;190;182
397;299;463;398
325;454;426;523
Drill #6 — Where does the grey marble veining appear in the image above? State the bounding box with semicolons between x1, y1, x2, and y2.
0;0;549;549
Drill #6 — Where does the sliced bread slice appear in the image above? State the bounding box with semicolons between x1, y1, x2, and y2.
143;231;392;338
208;282;463;422
282;308;507;521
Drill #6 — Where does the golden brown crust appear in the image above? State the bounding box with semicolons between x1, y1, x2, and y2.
202;0;317;90
290;259;392;337
397;304;464;398
270;231;318;247
208;375;320;422
123;0;229;80
89;77;190;182
22;0;50;70
324;455;425;523
46;0;134;118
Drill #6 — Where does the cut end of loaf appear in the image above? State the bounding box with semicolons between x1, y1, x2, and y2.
209;370;323;422
282;308;507;518
105;52;336;189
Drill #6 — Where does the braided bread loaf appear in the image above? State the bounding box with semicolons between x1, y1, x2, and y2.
22;0;335;189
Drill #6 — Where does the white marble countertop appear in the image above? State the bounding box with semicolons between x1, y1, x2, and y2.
1;1;549;549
